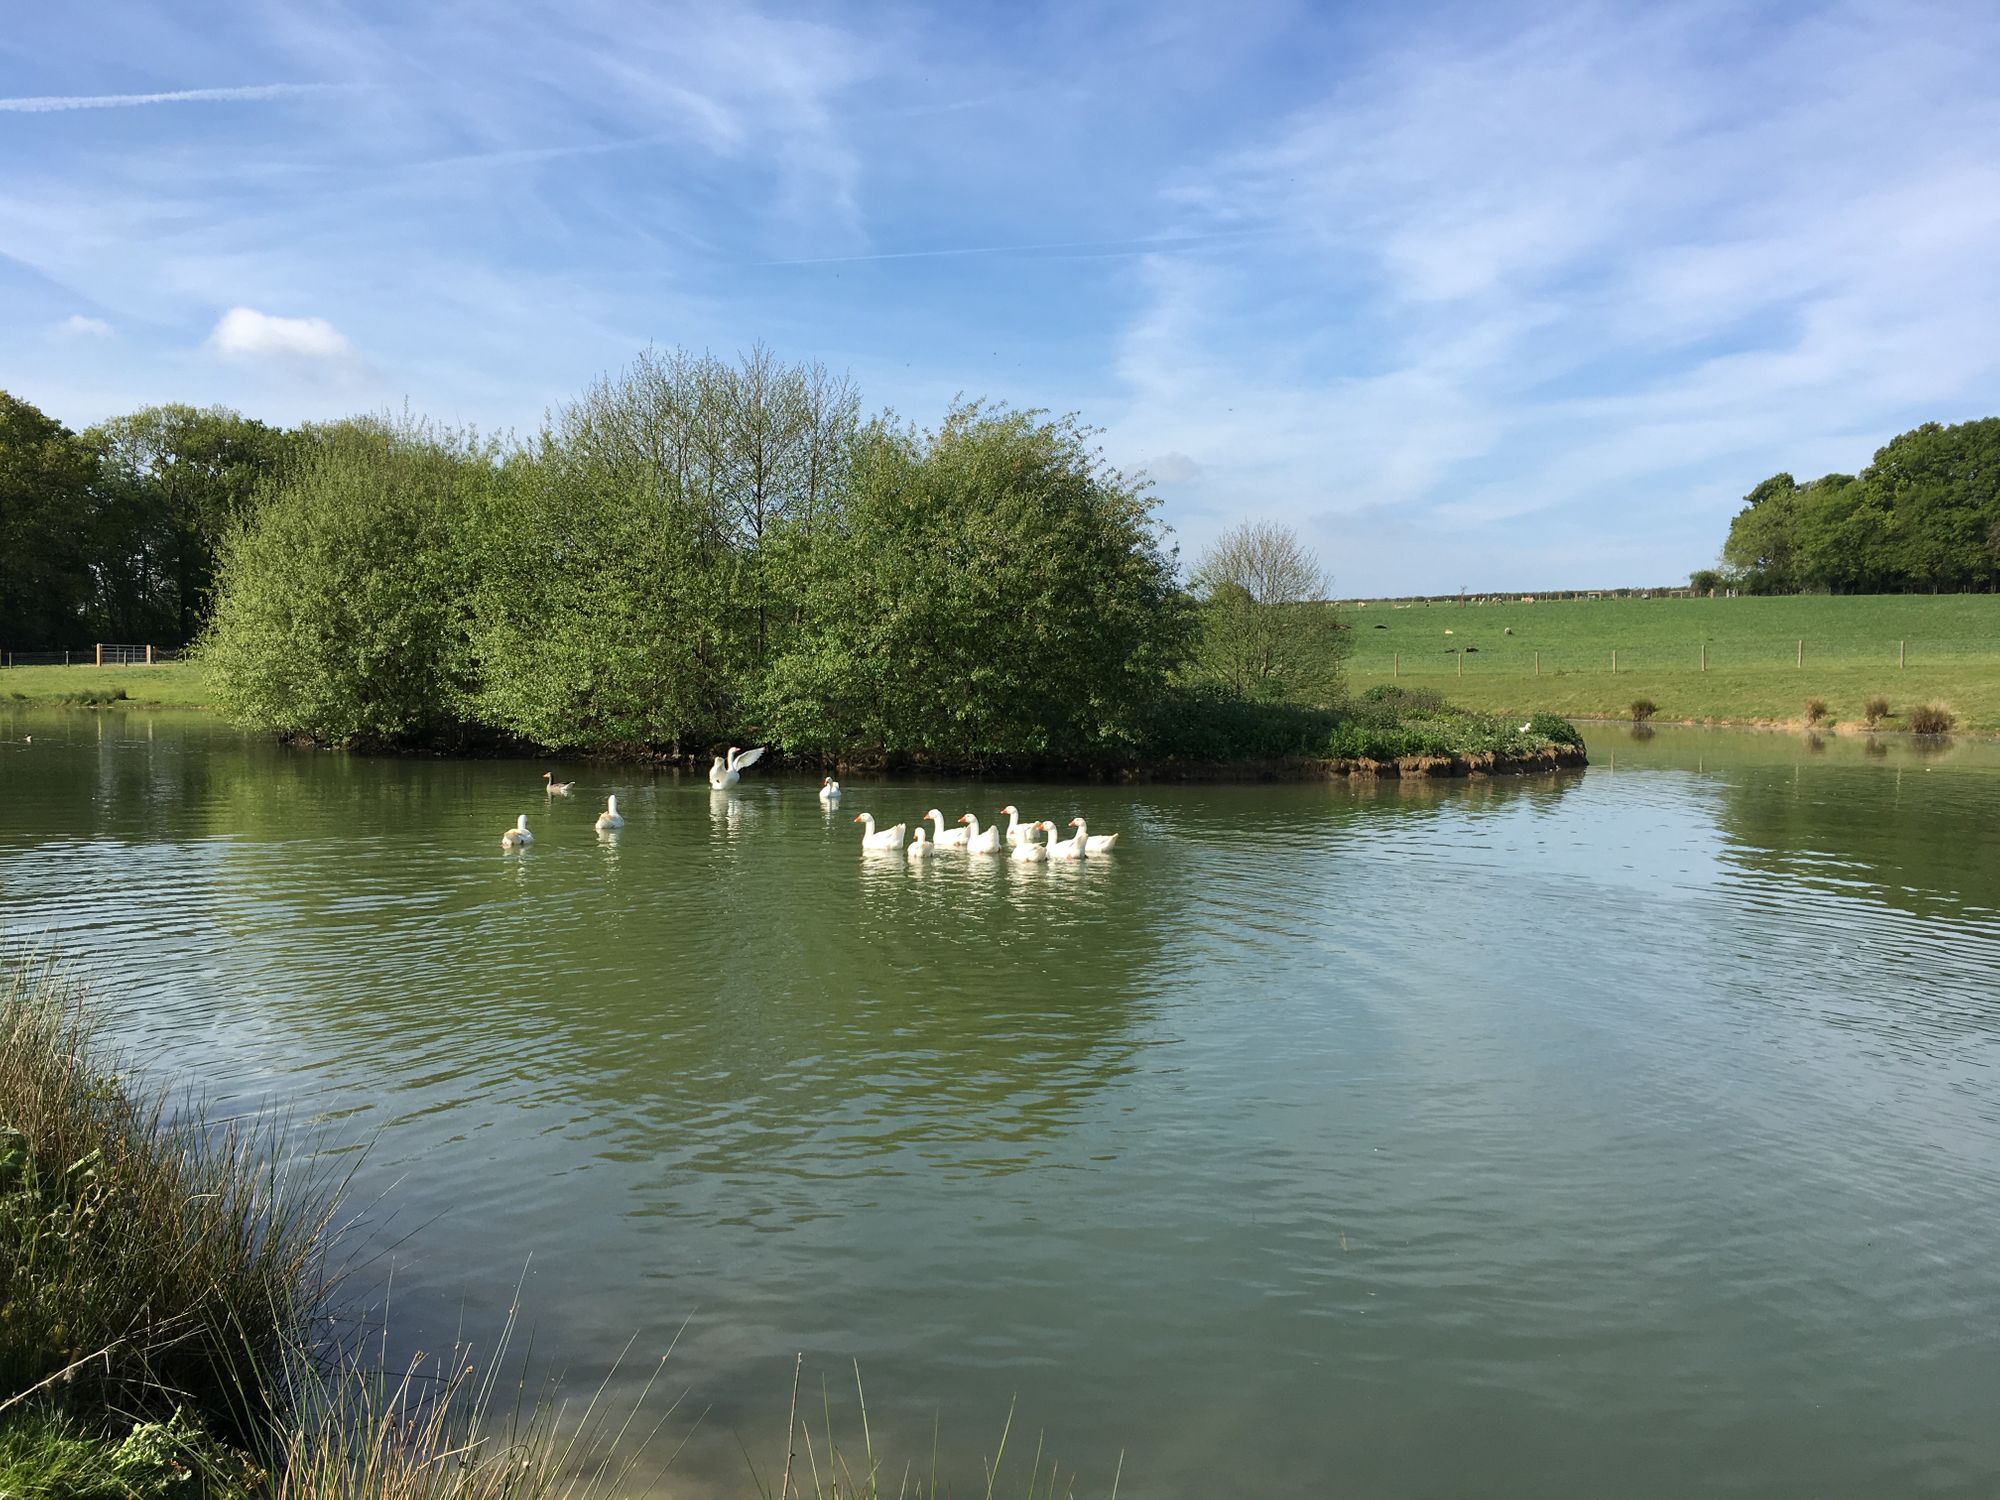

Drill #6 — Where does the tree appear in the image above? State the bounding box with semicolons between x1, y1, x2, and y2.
762;403;1190;761
1186;520;1348;705
199;420;492;745
85;405;296;644
0;391;100;648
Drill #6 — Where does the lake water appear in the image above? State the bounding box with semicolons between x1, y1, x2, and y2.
2;709;1997;1498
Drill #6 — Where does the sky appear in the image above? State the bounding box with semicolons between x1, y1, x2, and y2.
4;0;1999;595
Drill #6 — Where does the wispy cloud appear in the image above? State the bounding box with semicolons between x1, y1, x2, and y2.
0;83;344;113
57;314;114;337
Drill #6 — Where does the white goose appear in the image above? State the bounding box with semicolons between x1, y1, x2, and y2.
852;812;906;851
708;745;766;790
595;795;624;832
1010;820;1053;863
818;777;842;805
542;772;574;795
922;809;971;848
1068;816;1119;854
1049;818;1087;861
959;812;1002;853
500;814;532;850
907;824;936;860
998;805;1035;847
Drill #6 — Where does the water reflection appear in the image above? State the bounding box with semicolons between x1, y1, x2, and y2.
3;710;1998;1498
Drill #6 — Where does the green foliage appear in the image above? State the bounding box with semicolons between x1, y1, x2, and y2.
1186;521;1349;706
1526;711;1583;747
1630;698;1657;722
0;391;102;649
1720;418;2000;594
1908;702;1954;734
0;960;338;1445
85;405;297;646
1141;685;1337;760
197;421;493;747
762;403;1191;762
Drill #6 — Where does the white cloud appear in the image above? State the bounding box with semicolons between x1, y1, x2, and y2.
207;306;355;362
58;314;114;338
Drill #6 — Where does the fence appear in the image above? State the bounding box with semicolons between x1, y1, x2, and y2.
0;644;184;668
1361;638;1962;679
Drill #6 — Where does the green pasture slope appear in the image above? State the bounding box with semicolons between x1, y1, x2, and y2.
0;660;210;707
1346;593;2000;731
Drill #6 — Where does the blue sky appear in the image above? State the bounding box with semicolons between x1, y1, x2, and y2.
4;1;1998;594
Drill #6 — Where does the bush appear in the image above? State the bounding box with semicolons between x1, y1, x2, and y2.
1143;685;1335;760
199;420;492;747
1629;698;1657;723
1526;712;1581;747
1863;696;1891;726
1909;702;1955;735
1357;683;1446;713
1804;697;1829;725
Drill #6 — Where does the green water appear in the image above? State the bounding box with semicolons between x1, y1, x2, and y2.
3;710;1998;1497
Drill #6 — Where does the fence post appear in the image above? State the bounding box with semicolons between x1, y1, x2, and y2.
95;643;103;666
1900;639;1905;668
146;644;155;665
1393;652;1399;679
1534;651;1540;677
1700;642;1706;673
1796;639;1802;669
1457;650;1463;677
1611;649;1617;675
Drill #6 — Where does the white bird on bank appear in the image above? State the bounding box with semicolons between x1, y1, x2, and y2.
1069;816;1119;855
1519;721;1532;733
1010;821;1053;863
959;812;1002;853
922;809;971;848
907;825;935;860
708;745;766;789
595;795;624;832
501;814;532;850
819;777;842;805
543;772;574;795
852;812;906;851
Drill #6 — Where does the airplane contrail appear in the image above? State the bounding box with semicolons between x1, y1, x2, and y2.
0;83;345;113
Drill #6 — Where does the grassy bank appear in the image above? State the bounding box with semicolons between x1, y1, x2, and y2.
0;957;1110;1499
0;660;210;707
1346;593;2000;731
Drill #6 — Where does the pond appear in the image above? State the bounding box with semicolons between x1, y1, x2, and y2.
2;709;1997;1498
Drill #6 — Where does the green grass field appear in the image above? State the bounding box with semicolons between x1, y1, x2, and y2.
1346;593;2000;731
0;660;210;707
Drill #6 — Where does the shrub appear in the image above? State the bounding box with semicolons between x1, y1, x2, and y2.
1804;697;1828;725
1144;684;1335;759
1863;696;1890;726
1629;698;1657;723
1526;712;1583;748
1909;702;1954;735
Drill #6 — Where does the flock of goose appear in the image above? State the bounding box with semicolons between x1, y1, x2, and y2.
497;746;1122;862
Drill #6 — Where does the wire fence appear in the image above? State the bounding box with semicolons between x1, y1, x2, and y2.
1352;638;1982;679
0;645;184;668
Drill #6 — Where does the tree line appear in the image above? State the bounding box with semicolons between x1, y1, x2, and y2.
1703;417;2000;594
0;349;1353;762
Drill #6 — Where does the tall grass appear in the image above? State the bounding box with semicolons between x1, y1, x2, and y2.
2;957;1122;1499
0;957;341;1440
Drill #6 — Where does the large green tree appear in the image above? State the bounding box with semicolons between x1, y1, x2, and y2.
0;391;100;648
85;404;296;644
762;403;1191;762
198;420;492;745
